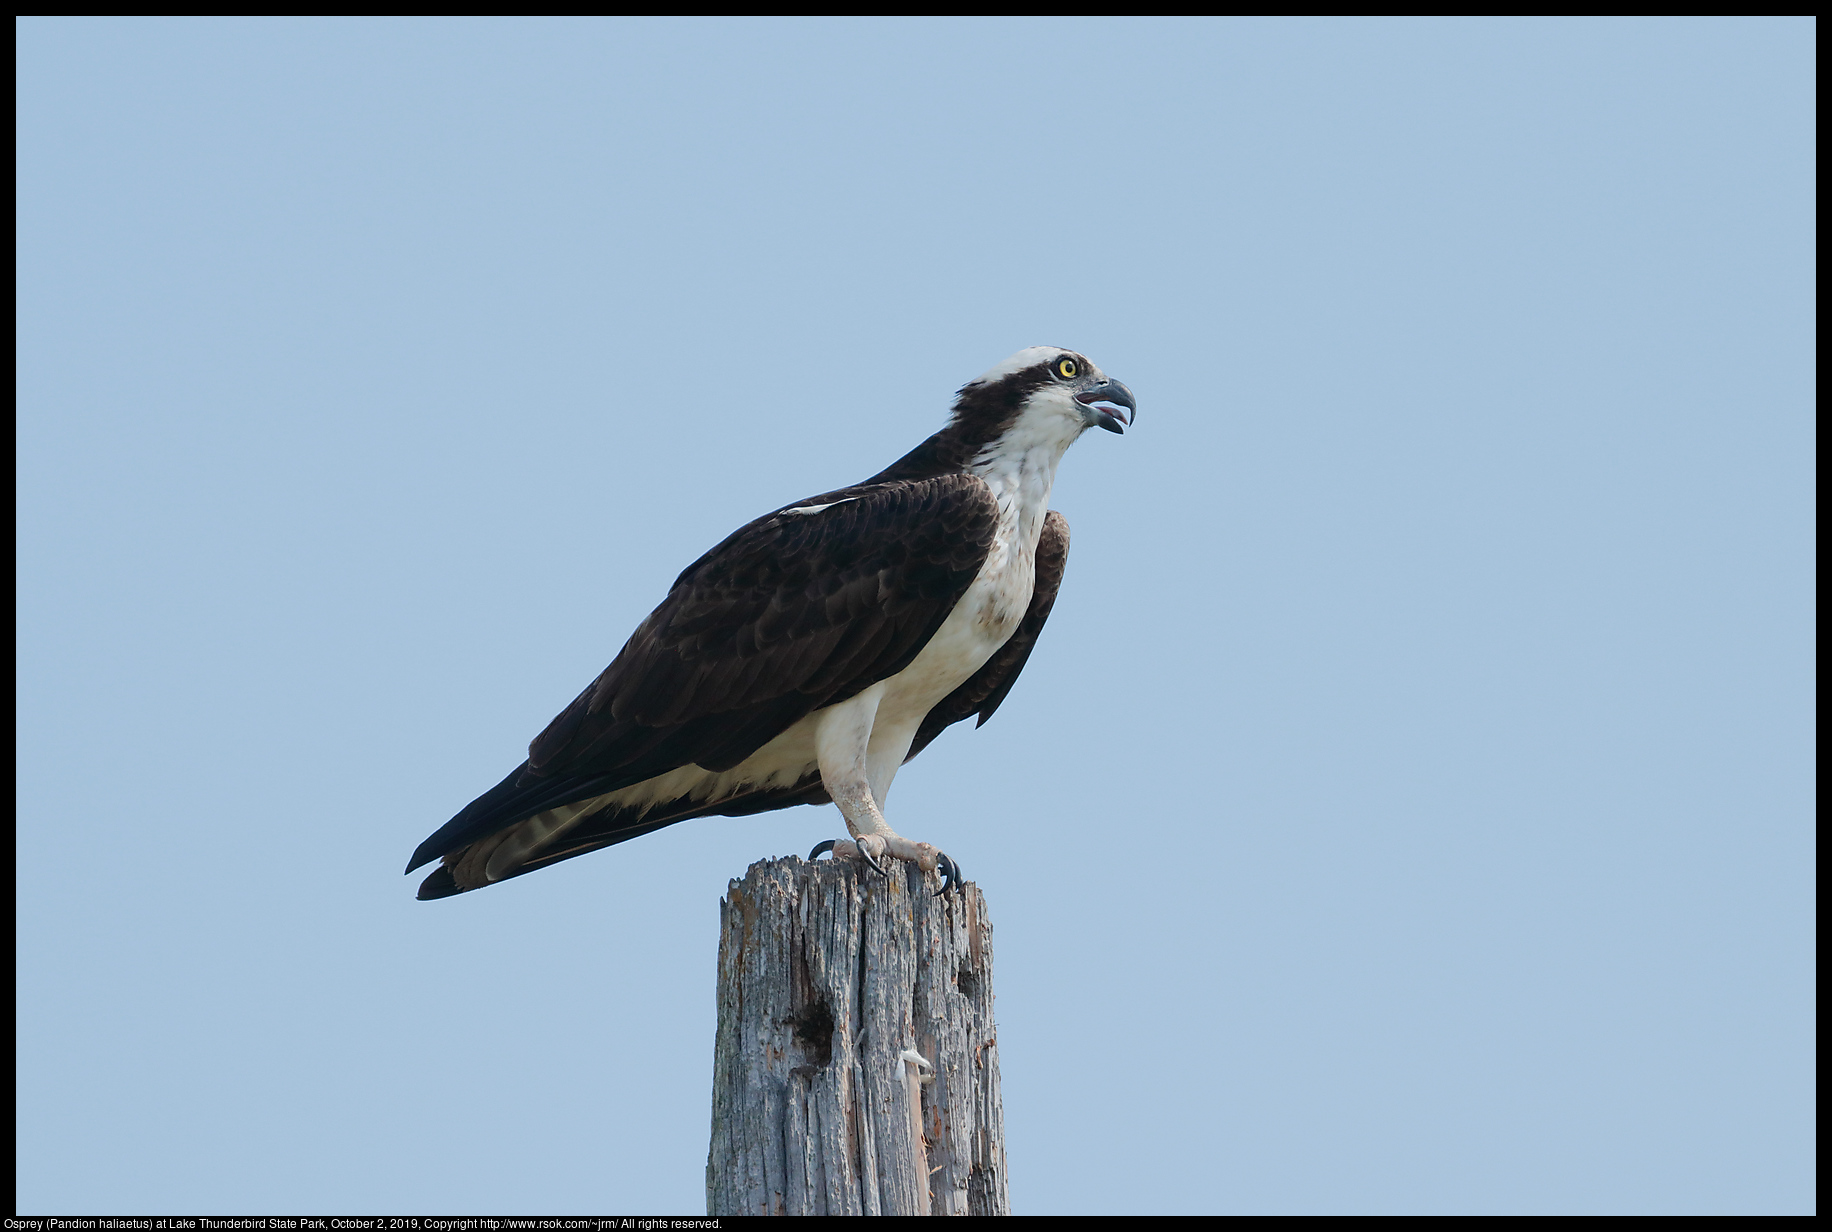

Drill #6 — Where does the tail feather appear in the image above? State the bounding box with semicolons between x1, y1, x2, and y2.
411;771;832;900
405;761;628;875
415;866;462;901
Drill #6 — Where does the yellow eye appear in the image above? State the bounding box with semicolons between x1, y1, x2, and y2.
1057;358;1078;379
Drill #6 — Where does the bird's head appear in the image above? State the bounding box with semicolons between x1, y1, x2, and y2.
949;346;1137;450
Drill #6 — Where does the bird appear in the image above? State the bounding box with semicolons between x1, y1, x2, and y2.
406;346;1135;900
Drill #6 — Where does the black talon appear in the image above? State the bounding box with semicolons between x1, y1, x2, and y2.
934;852;961;897
811;837;889;878
858;844;890;880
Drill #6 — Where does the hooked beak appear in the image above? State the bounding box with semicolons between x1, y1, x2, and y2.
1075;379;1137;435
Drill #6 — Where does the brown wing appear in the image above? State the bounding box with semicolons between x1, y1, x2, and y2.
905;509;1069;762
406;475;998;875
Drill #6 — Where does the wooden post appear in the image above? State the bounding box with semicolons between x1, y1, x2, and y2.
707;855;1008;1216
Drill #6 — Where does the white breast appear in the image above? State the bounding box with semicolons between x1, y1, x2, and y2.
872;491;1036;726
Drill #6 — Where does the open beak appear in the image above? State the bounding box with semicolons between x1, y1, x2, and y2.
1076;380;1137;435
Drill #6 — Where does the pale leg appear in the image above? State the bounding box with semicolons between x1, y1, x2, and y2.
808;686;959;890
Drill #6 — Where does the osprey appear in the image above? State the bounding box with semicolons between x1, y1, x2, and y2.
407;346;1135;900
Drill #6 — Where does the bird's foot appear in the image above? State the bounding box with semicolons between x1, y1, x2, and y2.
807;836;961;896
807;837;888;879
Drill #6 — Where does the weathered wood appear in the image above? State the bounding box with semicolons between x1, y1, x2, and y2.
707;855;1007;1216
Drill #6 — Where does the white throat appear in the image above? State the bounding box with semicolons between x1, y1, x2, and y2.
966;394;1087;529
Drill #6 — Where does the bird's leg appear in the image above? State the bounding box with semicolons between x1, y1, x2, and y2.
815;768;963;893
808;689;961;893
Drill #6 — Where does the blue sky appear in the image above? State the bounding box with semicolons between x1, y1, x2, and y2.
16;17;1814;1215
